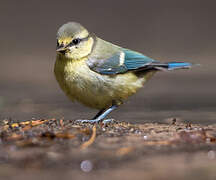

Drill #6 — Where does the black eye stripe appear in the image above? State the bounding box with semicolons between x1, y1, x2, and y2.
67;35;90;47
72;38;81;45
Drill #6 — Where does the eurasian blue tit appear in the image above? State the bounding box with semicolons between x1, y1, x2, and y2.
55;22;192;123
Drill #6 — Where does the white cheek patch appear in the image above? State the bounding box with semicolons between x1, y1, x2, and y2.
69;46;75;51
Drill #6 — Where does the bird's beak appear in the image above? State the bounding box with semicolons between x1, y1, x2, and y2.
56;47;67;54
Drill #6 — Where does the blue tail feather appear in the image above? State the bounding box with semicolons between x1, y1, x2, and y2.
167;62;192;70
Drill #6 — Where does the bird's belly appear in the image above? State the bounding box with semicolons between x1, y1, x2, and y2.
55;59;151;109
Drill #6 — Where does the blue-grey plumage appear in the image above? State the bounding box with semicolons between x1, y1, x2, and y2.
55;22;193;123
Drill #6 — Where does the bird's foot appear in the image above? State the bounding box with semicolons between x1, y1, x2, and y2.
75;118;115;124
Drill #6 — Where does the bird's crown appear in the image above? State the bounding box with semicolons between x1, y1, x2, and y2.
57;22;88;39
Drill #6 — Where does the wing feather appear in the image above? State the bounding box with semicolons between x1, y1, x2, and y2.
86;49;157;75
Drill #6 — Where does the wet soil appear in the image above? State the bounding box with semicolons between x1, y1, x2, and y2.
0;118;216;180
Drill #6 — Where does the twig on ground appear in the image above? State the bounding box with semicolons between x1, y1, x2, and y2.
80;125;97;150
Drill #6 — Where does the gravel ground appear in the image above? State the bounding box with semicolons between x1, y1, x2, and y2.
0;118;216;180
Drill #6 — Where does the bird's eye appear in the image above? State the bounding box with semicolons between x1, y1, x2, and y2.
72;38;81;45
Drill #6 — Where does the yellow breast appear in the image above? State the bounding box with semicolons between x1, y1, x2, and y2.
54;56;154;109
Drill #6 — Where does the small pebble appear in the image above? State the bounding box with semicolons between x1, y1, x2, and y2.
80;160;93;172
206;138;211;143
130;128;134;132
207;151;215;160
143;135;148;140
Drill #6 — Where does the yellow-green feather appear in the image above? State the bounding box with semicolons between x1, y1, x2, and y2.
54;55;156;109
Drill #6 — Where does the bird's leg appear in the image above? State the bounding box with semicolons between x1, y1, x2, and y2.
92;109;106;119
93;104;118;122
76;104;118;123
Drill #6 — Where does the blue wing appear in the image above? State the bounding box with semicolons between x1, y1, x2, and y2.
86;49;158;75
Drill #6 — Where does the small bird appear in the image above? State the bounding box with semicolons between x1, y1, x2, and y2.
55;22;192;123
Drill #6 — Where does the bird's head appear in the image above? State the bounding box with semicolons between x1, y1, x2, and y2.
56;22;94;59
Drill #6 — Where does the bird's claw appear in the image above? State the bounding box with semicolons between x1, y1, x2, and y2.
75;118;115;124
102;118;115;124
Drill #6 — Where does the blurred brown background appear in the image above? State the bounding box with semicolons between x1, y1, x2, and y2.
0;0;215;124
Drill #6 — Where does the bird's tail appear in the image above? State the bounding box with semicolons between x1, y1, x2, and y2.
152;62;194;71
167;62;193;70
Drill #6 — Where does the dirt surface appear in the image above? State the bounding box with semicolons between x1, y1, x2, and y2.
0;118;216;180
